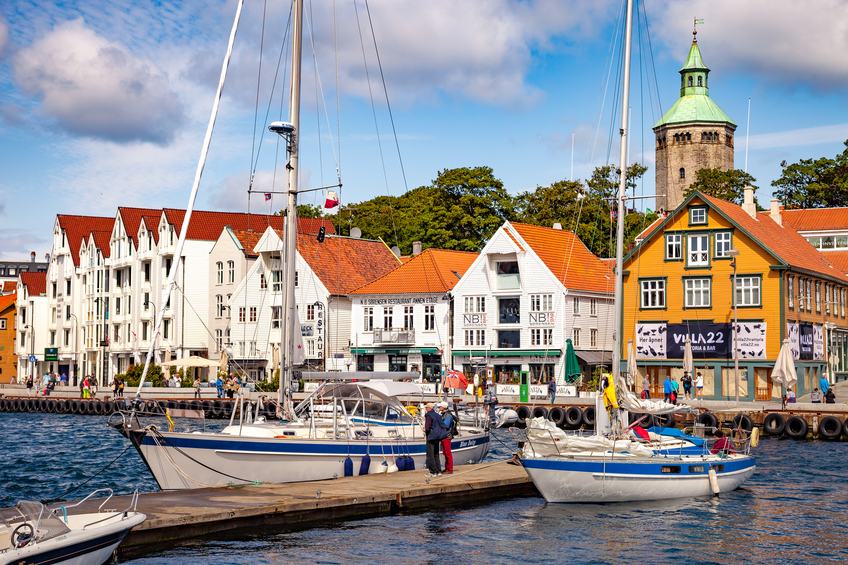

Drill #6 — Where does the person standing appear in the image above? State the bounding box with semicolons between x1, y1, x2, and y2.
79;376;85;398
695;371;704;400
548;378;557;404
682;372;692;400
82;376;90;400
820;375;830;396
424;402;447;477
642;375;651;399
26;375;34;396
113;378;120;400
663;375;672;403
118;378;124;397
216;375;224;399
91;379;98;399
439;402;456;474
194;376;202;399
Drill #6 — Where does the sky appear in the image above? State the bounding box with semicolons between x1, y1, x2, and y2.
1;0;847;261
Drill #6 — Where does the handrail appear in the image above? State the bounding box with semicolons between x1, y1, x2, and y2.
82;490;140;530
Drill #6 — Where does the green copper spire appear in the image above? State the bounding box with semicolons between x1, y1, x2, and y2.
653;31;736;128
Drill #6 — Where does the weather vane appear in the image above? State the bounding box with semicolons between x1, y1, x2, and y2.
694;17;704;40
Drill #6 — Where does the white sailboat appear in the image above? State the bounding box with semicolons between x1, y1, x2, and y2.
515;0;756;503
112;0;489;491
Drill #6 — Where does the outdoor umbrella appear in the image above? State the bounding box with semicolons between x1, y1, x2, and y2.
626;339;638;389
564;338;581;384
683;338;694;377
772;339;798;389
160;356;223;368
443;369;469;390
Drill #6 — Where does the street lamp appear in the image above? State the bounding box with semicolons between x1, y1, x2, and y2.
94;297;108;388
727;248;741;404
24;324;35;381
68;313;79;386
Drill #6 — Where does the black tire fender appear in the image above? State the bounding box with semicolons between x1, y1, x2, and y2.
531;406;549;420
581;406;596;427
819;415;841;439
732;414;754;432
762;413;785;435
548;406;566;426
785;416;808;439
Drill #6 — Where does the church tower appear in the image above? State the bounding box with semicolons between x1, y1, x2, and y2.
654;31;736;212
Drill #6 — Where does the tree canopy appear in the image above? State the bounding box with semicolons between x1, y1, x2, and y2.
684;167;758;205
771;140;848;208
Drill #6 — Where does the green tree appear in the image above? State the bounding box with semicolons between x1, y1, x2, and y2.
771;140;848;208
684;168;758;205
514;180;584;228
296;203;325;218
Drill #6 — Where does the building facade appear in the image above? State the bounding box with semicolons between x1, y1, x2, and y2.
0;292;17;383
654;31;736;213
450;222;614;385
16;272;48;382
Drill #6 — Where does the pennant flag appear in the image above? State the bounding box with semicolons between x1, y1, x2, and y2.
646;208;653;215
694;18;704;24
265;193;272;201
324;190;339;209
610;210;618;220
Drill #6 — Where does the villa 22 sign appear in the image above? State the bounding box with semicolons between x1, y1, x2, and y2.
636;322;767;360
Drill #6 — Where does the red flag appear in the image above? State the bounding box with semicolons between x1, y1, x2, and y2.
265;193;272;201
324;190;339;208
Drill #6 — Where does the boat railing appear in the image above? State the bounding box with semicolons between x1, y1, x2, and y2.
80;490;140;530
57;488;115;514
508;426;563;457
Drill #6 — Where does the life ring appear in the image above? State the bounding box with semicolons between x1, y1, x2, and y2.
732;414;754;432
785;416;808;439
819;416;842;440
581;406;596;427
656;413;676;428
762;413;785;435
532;406;549;420
548;406;566;427
564;406;583;428
515;406;532;421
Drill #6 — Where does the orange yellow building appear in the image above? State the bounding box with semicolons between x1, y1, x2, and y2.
0;292;17;383
622;189;848;400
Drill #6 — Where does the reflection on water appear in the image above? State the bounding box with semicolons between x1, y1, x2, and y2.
3;414;848;564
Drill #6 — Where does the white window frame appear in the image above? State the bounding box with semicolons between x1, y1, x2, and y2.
714;232;732;258
573;328;580;347
404;306;414;329
590;328;597;348
573;297;581;315
687;234;710;267
227;261;235;283
424;305;435;331
690;207;707;224
640;279;666;309
666;233;682;260
364;307;374;331
788;275;794;309
590;298;597;316
216;262;223;284
734;276;761;307
685;278;711;308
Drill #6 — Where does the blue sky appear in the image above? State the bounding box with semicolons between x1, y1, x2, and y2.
1;0;847;260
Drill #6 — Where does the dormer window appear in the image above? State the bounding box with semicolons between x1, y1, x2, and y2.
496;261;520;290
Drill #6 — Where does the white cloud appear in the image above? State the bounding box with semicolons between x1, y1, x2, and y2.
205;166;312;213
0;13;9;58
0;228;49;260
740;123;848;151
650;0;848;90
11;18;185;144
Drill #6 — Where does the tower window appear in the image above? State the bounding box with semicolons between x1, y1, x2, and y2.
688;76;693;87
679;168;686;180
674;134;679;142
701;132;706;142
698;75;702;86
686;133;691;142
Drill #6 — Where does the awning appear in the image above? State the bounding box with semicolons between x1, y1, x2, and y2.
350;348;440;355
452;349;562;357
574;350;612;365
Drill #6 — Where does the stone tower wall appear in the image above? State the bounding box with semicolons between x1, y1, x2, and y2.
654;123;736;212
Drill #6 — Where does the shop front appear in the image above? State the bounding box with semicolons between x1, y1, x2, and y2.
350;347;442;380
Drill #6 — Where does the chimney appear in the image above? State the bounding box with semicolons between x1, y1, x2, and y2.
412;241;422;256
30;251;35;263
770;199;782;226
741;186;756;218
552;222;563;230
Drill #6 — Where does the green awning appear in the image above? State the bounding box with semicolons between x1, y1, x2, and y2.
351;347;440;355
451;349;562;357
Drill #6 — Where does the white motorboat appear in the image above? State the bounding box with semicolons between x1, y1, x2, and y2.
115;379;489;491
457;406;518;428
0;489;145;565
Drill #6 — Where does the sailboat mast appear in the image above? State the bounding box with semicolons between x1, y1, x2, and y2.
283;0;304;419
612;0;634;385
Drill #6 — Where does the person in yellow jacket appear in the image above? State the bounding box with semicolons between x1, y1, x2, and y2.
602;375;621;434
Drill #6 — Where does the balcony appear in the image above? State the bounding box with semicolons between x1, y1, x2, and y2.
373;328;415;344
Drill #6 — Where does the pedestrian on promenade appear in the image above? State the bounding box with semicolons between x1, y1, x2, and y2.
194;377;202;399
671;377;680;403
26;375;34;396
682;372;693;400
820;375;830;395
787;388;796;403
216;375;224;399
695;372;704;400
83;376;90;399
548;378;557;404
439;402;456;474
642;375;651;399
825;388;836;403
811;388;822;403
424;402;447;477
113;378;120;400
91;379;98;399
118;378;124;397
79;376;85;398
663;375;672;403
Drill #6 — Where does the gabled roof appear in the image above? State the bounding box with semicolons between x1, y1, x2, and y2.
273;230;399;295
230;229;263;258
163;210;335;241
822;251;848;275
3;281;16;292
510;223;613;294
117;207;163;248
781;208;848;232
350;248;478;295
87;231;113;258
56;215;115;266
20;271;46;296
0;292;16;312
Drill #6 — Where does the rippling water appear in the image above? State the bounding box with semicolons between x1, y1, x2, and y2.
3;413;848;564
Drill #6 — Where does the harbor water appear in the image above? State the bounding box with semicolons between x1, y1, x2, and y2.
3;412;848;564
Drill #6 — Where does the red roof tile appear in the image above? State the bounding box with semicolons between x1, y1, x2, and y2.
350;248;478;295
2;281;16;292
20;271;46;296
0;292;16;312
163;209;335;241
57;215;115;266
821;251;848;275
510;223;613;294
230;229;263;258
701;195;848;283
274;230;399;295
782;208;848;231
86;231;113;258
117;207;163;248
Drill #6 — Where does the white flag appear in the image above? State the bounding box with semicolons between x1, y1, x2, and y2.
292;305;306;366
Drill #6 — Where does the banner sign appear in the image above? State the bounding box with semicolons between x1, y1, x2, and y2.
636;322;767;360
787;322;824;361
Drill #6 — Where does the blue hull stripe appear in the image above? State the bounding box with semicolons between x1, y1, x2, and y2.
521;456;755;476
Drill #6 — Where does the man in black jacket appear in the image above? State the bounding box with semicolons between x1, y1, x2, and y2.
424;402;447;476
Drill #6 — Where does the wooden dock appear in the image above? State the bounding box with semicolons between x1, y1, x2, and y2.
9;461;535;556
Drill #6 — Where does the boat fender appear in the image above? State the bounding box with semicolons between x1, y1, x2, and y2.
581;406;596;427
358;454;371;475
565;407;583;428
377;461;389;474
396;457;406;472
404;456;415;471
548;406;566;427
750;427;760;447
708;468;720;496
732;414;754;432
819;416;841;440
344;456;354;477
785;416;808;439
697;412;718;433
532;406;548;420
842;418;848;438
387;462;399;473
762;413;785;435
515;406;531;421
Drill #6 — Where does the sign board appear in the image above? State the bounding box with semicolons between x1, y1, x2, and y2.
635;322;767;360
44;347;58;361
29;355;37;363
99;340;109;347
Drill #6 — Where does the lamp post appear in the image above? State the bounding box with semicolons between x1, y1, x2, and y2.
68;313;79;386
94;297;108;388
727;248;741;404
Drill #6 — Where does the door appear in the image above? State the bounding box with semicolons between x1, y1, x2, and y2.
755;367;772;400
